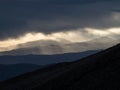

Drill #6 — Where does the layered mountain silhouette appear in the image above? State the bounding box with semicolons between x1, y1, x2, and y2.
0;50;98;65
1;44;120;90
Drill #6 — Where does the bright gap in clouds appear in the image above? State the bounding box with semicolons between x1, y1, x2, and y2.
0;28;120;52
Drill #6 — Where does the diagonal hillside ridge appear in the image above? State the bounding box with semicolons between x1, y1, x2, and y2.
1;44;120;90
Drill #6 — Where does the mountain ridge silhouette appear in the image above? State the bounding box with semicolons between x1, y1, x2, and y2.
1;44;120;90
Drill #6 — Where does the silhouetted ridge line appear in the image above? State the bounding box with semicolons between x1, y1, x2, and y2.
1;44;120;90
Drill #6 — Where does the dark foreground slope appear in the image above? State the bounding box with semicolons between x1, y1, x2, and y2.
0;64;42;81
1;44;120;90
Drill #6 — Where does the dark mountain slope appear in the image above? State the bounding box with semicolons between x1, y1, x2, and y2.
0;64;42;81
1;44;120;90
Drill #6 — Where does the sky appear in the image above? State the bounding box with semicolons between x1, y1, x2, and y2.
0;0;120;54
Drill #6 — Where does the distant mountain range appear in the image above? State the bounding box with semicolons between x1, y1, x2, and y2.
0;50;99;65
0;64;42;81
0;50;99;81
0;36;118;55
0;51;98;81
1;44;120;89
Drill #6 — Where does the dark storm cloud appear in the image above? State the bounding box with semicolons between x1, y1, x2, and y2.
0;0;120;39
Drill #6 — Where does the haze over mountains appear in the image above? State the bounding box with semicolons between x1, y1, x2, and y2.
0;50;98;65
0;0;120;89
0;36;118;55
0;49;99;82
1;44;120;90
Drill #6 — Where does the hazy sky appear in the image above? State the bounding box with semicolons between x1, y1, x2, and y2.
0;0;120;54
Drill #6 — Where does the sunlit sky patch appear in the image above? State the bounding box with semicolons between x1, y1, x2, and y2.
0;0;120;55
0;27;120;52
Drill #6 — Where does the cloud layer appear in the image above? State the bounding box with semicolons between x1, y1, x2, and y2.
0;0;120;39
0;0;120;54
0;27;120;53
